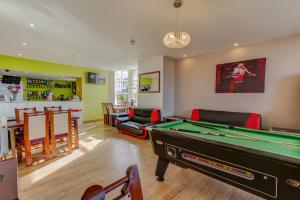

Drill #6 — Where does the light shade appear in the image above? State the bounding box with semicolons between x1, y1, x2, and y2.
163;31;191;48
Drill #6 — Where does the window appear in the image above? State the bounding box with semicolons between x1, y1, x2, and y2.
115;69;137;106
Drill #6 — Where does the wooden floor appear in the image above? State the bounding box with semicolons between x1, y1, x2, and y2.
18;122;262;200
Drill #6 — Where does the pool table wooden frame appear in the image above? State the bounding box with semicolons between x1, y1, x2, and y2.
149;122;300;200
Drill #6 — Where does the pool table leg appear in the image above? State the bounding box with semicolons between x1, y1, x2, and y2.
155;157;169;182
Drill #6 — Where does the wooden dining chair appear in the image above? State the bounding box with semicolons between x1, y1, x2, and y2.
101;103;109;125
44;106;62;112
82;165;143;200
69;109;81;149
15;107;37;122
16;111;50;166
49;110;72;157
106;103;118;125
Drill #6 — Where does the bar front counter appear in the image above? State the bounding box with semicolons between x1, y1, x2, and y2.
0;101;83;124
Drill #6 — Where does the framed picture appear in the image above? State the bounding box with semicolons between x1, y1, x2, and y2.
216;58;266;93
139;71;160;93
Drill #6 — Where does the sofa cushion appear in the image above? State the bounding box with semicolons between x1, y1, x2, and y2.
134;108;153;118
115;121;144;136
191;109;262;130
132;115;151;124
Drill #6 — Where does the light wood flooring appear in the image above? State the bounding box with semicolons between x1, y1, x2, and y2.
18;122;262;200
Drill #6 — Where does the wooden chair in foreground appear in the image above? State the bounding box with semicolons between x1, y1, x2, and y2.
49;110;72;157
82;165;143;200
15;107;37;122
16;112;50;166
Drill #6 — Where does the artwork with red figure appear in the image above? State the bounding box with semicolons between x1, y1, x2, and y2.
216;58;266;93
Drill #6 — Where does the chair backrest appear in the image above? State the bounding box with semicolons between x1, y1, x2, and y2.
24;112;49;141
44;106;62;112
82;165;143;200
15;107;37;122
106;103;114;114
191;108;262;130
50;110;71;136
101;103;108;115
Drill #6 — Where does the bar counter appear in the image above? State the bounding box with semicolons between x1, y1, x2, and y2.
0;101;83;123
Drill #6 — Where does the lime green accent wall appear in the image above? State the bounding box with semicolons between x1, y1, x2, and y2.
0;55;110;121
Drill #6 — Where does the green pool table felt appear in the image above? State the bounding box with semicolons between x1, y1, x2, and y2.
154;121;300;159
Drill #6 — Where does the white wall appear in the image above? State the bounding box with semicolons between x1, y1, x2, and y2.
163;57;175;116
175;34;300;129
137;56;176;117
107;71;115;103
138;56;164;109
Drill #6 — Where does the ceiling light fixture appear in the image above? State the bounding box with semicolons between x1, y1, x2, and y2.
163;0;191;48
130;38;136;45
234;42;239;46
18;53;23;56
183;54;187;57
29;23;35;28
22;42;27;46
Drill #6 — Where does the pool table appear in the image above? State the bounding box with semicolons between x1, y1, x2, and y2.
149;120;300;200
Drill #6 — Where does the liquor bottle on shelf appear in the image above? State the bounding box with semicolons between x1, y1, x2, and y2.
72;82;76;94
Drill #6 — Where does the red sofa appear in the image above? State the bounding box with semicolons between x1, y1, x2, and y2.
191;108;262;130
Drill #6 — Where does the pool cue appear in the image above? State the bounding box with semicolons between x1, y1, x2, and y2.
170;128;257;141
183;120;263;140
185;121;300;149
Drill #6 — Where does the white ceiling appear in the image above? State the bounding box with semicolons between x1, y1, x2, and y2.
0;0;300;70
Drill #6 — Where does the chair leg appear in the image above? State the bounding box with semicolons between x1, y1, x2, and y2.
17;145;22;162
42;142;46;153
67;134;73;154
44;140;51;160
51;136;57;158
74;120;79;149
106;115;108;124
108;115;112;125
25;149;32;166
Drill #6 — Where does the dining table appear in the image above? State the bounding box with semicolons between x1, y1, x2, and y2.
7;116;80;158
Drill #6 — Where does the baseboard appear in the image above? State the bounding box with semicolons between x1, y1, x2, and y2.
83;119;103;124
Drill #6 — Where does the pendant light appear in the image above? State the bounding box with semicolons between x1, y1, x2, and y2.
163;0;191;48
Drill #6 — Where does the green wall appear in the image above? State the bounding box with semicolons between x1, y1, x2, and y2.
0;55;109;121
